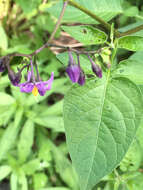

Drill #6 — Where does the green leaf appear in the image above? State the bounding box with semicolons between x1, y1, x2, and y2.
40;188;70;190
124;6;139;17
118;36;143;51
33;173;47;190
47;0;122;24
0;25;8;50
0;107;23;161
18;120;34;163
113;59;143;85
10;173;18;190
0;165;11;181
63;77;143;190
49;140;79;190
120;139;142;172
0;92;15;106
22;159;40;175
62;26;107;45
18;171;28;190
33;116;64;132
15;0;42;13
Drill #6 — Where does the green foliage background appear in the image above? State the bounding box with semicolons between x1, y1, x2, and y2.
0;0;143;190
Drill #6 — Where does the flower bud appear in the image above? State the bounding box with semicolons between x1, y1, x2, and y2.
88;56;102;78
91;62;102;78
8;69;22;86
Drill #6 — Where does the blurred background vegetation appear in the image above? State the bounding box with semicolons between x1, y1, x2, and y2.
0;0;143;190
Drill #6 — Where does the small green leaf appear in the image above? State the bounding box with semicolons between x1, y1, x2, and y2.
0;92;15;106
33;116;64;132
19;171;28;190
18;120;34;163
62;25;107;45
64;77;143;190
0;165;11;181
15;0;41;13
0;25;8;50
118;36;143;51
33;173;47;190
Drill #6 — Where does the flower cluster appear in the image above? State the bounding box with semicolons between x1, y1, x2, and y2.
65;51;102;85
0;49;103;96
0;57;54;96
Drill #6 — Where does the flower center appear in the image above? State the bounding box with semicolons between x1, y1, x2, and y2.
32;85;38;96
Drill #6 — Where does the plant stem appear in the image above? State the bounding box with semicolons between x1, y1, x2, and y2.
48;0;69;42
119;24;143;37
63;0;121;37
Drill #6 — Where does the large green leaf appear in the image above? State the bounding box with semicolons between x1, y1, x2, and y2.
62;26;107;45
63;76;143;190
47;0;122;24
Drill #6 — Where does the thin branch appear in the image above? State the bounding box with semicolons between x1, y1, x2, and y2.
48;0;69;42
2;43;104;61
63;0;121;37
119;24;143;37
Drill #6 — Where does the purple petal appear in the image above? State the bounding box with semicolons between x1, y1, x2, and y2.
43;72;54;90
19;83;34;93
36;83;46;96
66;64;80;83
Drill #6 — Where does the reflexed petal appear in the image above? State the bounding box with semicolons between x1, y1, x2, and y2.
36;83;46;96
66;64;80;83
19;83;34;93
43;72;54;90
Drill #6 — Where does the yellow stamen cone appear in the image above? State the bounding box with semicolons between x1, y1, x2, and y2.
32;86;38;96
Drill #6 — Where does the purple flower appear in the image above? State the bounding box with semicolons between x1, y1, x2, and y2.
66;52;85;86
18;71;54;96
66;51;80;83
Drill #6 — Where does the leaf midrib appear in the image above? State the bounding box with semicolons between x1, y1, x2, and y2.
85;71;111;190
